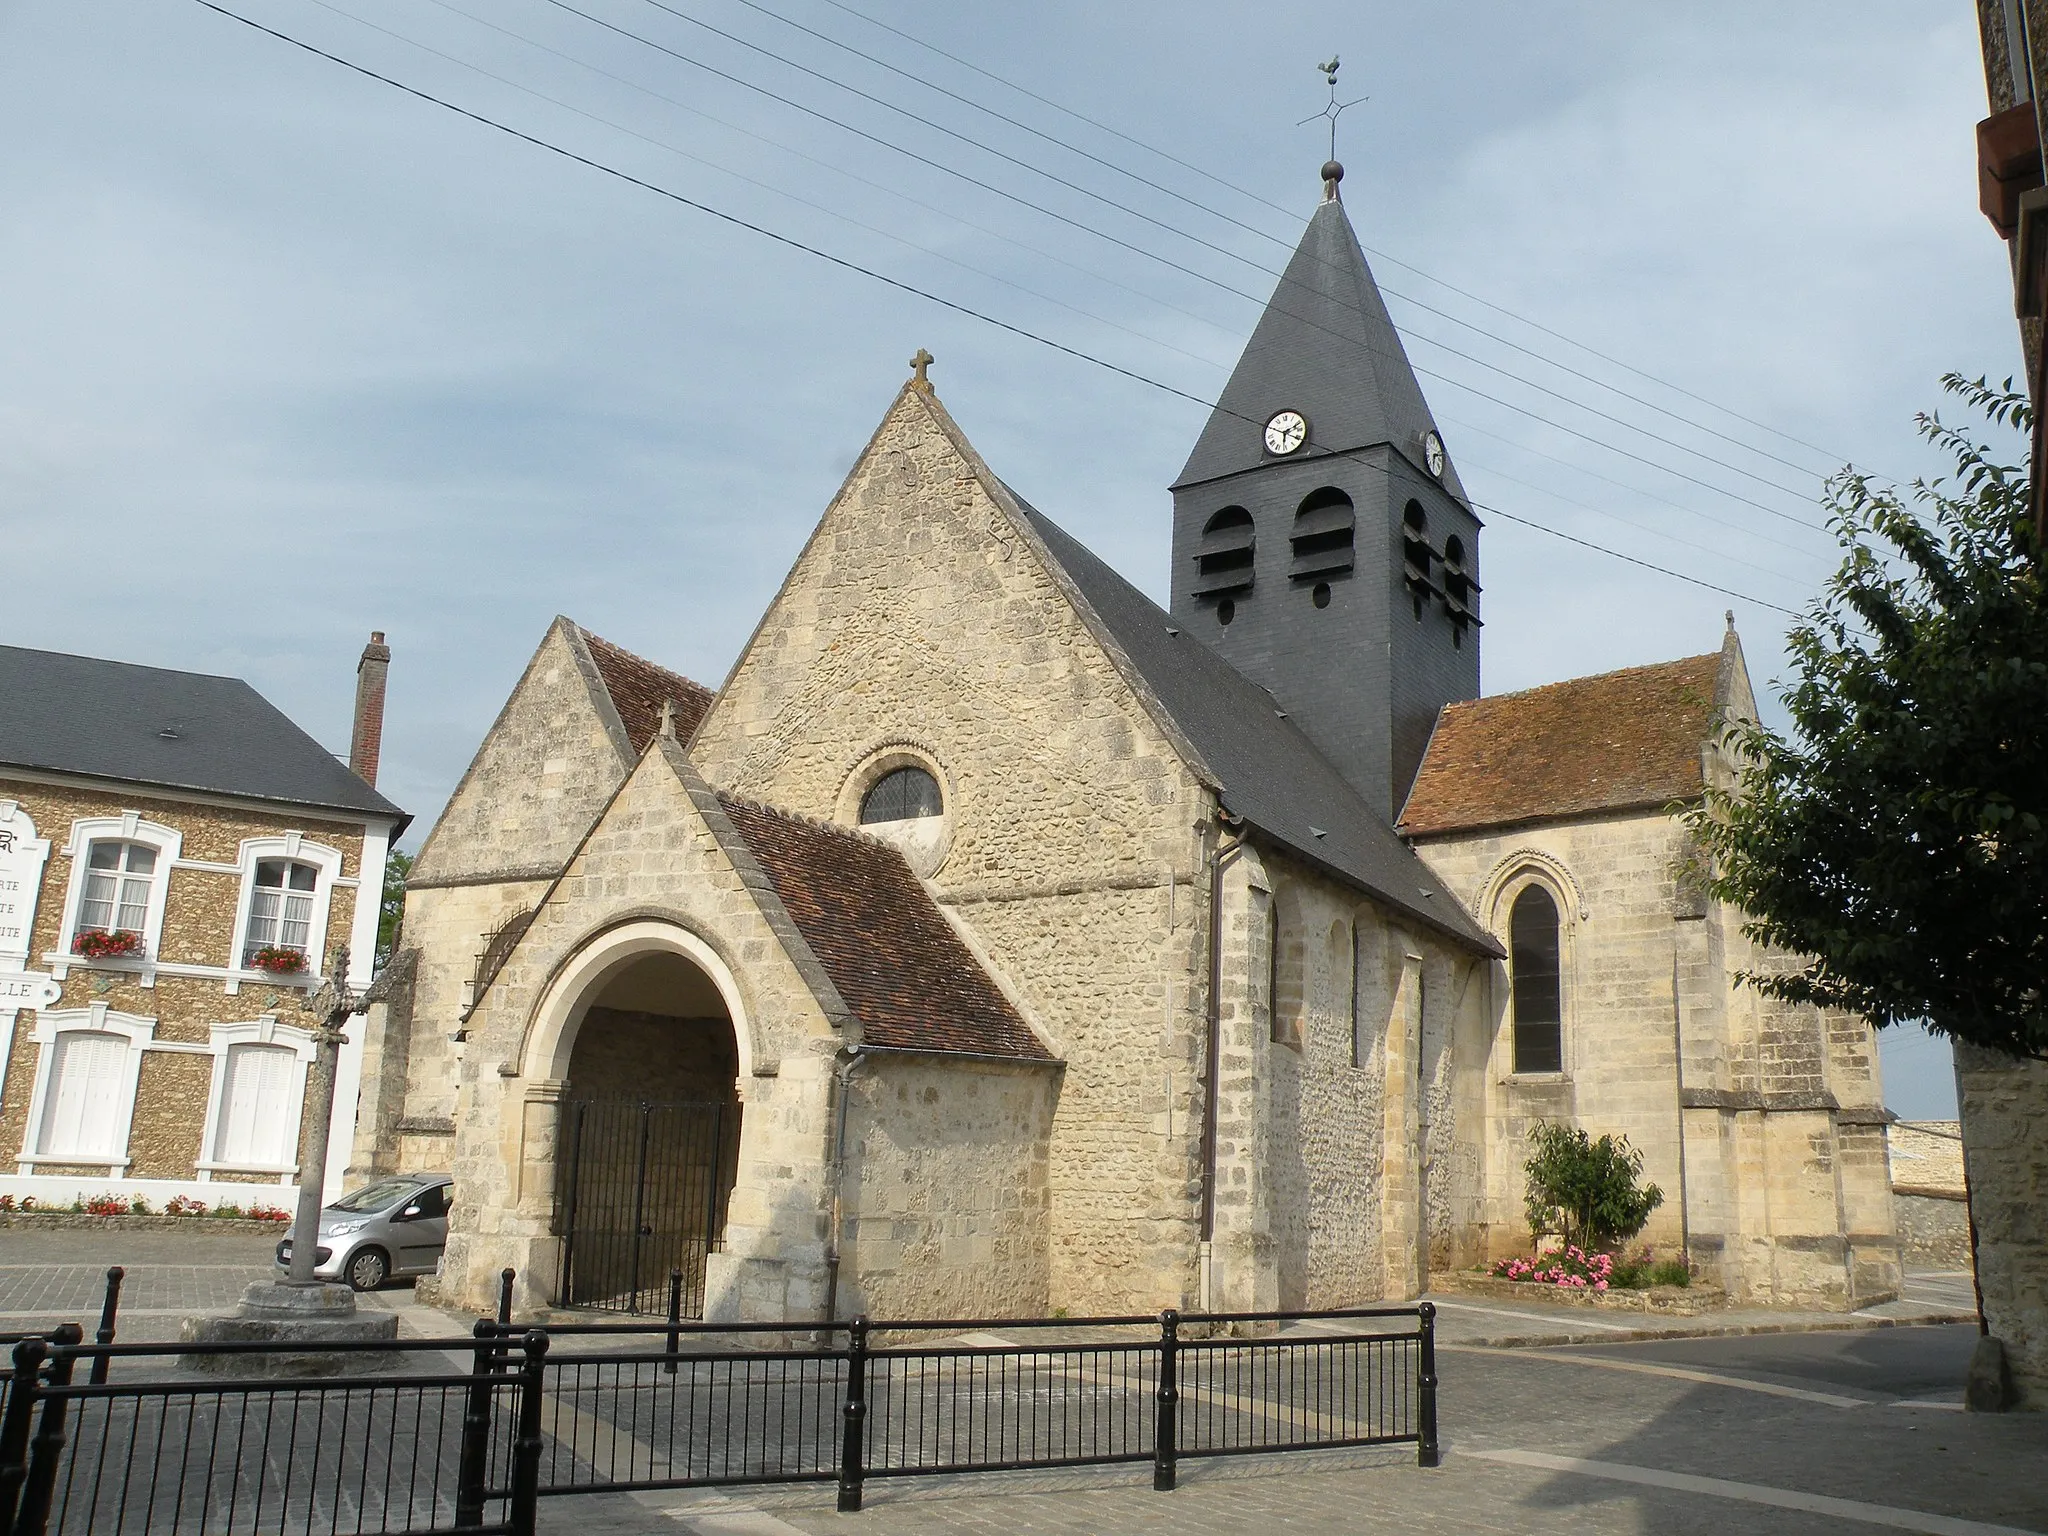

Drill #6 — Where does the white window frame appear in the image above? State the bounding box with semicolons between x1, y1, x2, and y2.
16;1003;155;1173
51;815;182;984
196;1015;316;1181
225;835;343;990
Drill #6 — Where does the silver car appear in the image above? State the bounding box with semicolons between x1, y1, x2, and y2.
274;1174;453;1291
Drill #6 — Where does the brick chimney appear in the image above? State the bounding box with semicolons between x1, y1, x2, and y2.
349;631;391;787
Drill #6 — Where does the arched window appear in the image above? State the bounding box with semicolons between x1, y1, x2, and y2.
1290;487;1355;584
1509;885;1563;1073
1193;506;1255;599
859;766;943;824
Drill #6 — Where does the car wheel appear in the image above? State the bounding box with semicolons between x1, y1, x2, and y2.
345;1247;390;1292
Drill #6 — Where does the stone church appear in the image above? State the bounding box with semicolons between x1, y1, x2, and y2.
357;163;1900;1324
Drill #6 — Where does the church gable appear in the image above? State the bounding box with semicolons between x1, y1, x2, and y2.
411;618;711;885
689;384;1204;893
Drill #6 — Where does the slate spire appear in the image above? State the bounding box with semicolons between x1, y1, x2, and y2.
1172;168;1463;501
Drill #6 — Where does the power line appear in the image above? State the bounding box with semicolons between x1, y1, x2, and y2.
810;0;1889;480
306;0;1228;371
725;0;1844;489
588;0;1826;513
183;0;1809;621
320;0;1830;560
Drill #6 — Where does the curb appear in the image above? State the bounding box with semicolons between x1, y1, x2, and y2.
1441;1307;1974;1350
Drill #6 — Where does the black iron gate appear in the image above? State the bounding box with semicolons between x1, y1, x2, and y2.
557;1099;736;1316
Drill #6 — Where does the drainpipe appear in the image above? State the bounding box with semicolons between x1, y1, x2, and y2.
821;1045;866;1329
1197;814;1247;1313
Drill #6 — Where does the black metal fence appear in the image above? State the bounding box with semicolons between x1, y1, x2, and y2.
0;1284;1438;1535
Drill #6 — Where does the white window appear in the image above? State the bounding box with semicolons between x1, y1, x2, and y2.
17;1006;154;1173
197;1017;315;1179
79;841;156;935
212;1043;297;1166
37;1031;128;1158
53;816;181;980
244;860;318;965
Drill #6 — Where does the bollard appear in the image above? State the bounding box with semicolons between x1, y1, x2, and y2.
1154;1308;1181;1491
14;1323;83;1536
89;1267;124;1386
665;1268;683;1376
454;1318;498;1530
0;1337;48;1531
1416;1301;1440;1468
497;1267;516;1329
837;1316;869;1513
507;1330;549;1536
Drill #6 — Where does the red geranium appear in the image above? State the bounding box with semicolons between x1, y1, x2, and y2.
249;946;307;976
71;928;142;960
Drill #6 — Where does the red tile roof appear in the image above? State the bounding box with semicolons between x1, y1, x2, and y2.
1398;652;1725;838
580;628;715;755
717;796;1052;1062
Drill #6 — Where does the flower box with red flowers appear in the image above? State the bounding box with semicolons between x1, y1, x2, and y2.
71;928;143;961
248;946;308;976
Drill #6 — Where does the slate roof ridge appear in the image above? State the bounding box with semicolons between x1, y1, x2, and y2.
0;641;405;827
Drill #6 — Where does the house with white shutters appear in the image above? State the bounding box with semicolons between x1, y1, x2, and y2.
0;636;406;1207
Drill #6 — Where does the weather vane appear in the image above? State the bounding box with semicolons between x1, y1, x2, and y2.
1299;56;1367;165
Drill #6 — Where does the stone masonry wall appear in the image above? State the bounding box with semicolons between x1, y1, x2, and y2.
1956;1047;2048;1409
686;388;1213;1315
0;777;369;1186
1411;804;1897;1308
839;1055;1056;1320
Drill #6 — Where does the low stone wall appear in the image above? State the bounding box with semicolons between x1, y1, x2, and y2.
1440;1272;1721;1315
0;1213;289;1235
1891;1187;1971;1269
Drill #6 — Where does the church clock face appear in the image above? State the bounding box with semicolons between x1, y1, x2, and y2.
1263;410;1308;456
1423;430;1447;479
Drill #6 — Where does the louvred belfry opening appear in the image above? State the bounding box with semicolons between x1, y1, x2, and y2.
1193;506;1256;599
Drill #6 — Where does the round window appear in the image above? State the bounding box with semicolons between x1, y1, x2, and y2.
859;766;943;824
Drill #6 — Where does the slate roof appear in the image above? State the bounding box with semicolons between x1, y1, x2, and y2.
717;795;1052;1062
0;644;406;826
1173;190;1466;501
580;628;715;755
1398;652;1726;838
1010;499;1496;955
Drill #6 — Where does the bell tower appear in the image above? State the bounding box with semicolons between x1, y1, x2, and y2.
1169;161;1481;817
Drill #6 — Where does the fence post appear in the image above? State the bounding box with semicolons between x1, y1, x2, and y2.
89;1267;124;1386
1416;1301;1440;1468
454;1319;499;1530
836;1316;868;1513
507;1329;549;1536
1154;1308;1180;1492
14;1323;82;1536
665;1268;683;1375
0;1337;47;1532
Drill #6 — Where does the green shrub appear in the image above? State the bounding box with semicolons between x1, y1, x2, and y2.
1522;1123;1664;1252
1607;1251;1692;1289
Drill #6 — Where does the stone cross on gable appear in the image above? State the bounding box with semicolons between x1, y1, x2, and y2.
909;348;936;393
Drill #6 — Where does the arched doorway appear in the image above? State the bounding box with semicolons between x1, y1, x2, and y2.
555;950;742;1315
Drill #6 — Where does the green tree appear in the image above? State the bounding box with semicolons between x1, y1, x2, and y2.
1521;1123;1664;1251
375;848;414;973
1685;375;2047;1060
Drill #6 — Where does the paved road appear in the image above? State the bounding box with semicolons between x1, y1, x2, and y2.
570;1326;2043;1536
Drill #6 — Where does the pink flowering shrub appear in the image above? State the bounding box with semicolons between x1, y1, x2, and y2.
1492;1244;1612;1291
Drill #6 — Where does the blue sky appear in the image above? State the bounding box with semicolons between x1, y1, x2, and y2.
0;1;2013;1116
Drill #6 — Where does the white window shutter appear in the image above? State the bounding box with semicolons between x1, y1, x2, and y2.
39;1032;127;1158
216;1043;295;1166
